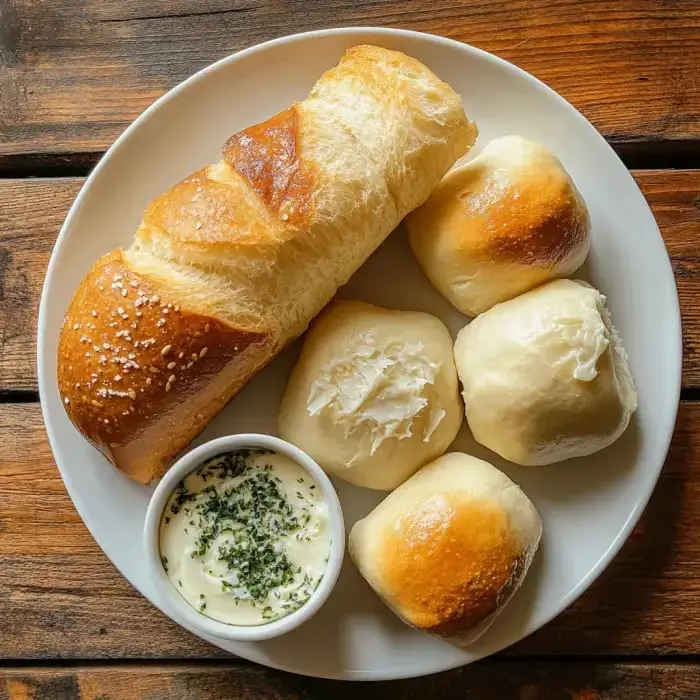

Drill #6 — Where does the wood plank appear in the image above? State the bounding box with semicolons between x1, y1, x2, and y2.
1;401;699;659
0;0;698;156
2;662;700;699
0;179;82;392
1;171;698;393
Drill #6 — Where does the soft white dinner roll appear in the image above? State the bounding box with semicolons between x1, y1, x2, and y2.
349;452;542;644
278;301;462;490
406;135;591;316
454;279;637;466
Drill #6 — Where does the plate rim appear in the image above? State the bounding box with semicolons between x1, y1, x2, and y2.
37;25;683;680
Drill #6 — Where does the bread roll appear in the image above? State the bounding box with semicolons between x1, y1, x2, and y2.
454;279;637;466
349;452;542;644
406;135;590;316
58;46;476;483
278;301;462;490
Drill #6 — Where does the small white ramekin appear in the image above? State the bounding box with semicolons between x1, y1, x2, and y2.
143;433;345;642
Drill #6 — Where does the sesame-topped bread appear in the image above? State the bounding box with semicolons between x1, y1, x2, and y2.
57;45;476;483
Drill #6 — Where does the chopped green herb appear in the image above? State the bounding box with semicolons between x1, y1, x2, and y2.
164;448;322;617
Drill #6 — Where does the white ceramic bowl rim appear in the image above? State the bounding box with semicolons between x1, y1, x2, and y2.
143;433;346;642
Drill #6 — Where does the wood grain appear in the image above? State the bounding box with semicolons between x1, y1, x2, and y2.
0;0;698;157
1;400;699;659
2;662;700;699
1;171;698;393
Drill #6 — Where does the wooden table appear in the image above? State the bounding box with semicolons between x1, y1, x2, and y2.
1;1;699;697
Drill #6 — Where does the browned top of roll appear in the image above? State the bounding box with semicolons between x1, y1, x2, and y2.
380;496;523;637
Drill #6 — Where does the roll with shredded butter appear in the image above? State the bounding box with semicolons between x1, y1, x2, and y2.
454;279;637;466
278;301;463;490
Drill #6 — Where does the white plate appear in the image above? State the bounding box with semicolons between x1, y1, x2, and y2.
38;27;681;680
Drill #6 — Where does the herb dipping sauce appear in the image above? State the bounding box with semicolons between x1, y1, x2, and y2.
159;448;331;626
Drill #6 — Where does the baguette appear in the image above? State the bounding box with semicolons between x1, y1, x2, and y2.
57;45;477;483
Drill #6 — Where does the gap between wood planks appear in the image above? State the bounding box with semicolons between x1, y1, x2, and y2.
3;389;699;406
1;655;700;669
0;141;698;179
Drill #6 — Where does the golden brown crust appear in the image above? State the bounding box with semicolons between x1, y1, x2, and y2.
57;250;271;483
142;167;275;249
381;495;521;637
223;106;315;227
451;166;590;266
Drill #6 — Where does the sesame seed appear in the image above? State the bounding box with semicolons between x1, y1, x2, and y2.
91;400;103;408
128;389;136;400
168;374;176;384
117;307;124;315
91;310;98;317
234;345;239;351
165;382;172;392
162;308;169;314
195;221;202;230
174;305;180;312
157;318;166;327
178;352;184;359
121;289;128;297
104;419;110;425
130;281;139;288
149;367;159;374
196;186;202;192
128;353;136;360
161;345;172;356
151;295;160;303
204;324;210;333
73;323;80;330
114;374;122;382
135;311;142;317
146;377;152;386
64;397;70;405
187;362;193;369
167;361;176;370
281;213;289;221
191;353;198;361
200;347;208;357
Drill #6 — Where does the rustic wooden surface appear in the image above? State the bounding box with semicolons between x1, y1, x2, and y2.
1;0;699;696
0;400;699;661
0;0;698;161
2;171;698;394
2;662;700;700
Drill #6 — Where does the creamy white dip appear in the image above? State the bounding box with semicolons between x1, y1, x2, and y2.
160;448;330;626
